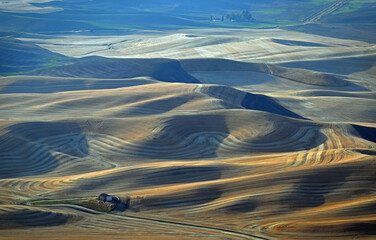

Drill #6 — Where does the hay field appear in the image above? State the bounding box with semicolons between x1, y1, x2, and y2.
1;28;376;239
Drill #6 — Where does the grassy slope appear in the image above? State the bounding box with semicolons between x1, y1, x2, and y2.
324;0;376;26
0;37;73;76
284;0;376;42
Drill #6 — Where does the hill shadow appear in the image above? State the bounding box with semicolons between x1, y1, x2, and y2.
241;92;306;120
345;222;376;236
131;113;230;159
0;209;70;229
201;85;307;120
0;37;71;75
180;58;265;72
354;149;376;155
272;39;327;47
140;187;223;209
1;78;155;94
248;122;327;153
137;166;222;185
280;56;376;76
351;124;376;143
0;121;88;178
280;166;353;212
221;198;258;213
181;58;368;90
32;56;200;83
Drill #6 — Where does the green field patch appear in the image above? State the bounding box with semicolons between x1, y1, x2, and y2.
1;72;23;77
310;0;338;5
334;0;374;14
253;9;286;15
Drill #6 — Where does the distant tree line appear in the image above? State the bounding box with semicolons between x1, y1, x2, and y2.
210;10;254;22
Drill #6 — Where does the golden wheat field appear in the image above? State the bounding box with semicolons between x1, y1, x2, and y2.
1;28;376;239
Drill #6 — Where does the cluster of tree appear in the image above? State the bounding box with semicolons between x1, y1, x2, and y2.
226;10;254;21
210;10;254;22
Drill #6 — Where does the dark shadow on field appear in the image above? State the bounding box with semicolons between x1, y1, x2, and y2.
111;196;131;212
199;84;307;119
181;58;368;91
0;209;70;229
267;64;368;91
0;37;71;75
354;149;376;155
114;201;129;212
180;58;266;72
140;187;223;209
110;95;192;117
241;92;306;120
73;170;141;193
249;121;327;153
129;112;326;158
5;121;89;157
280;167;353;211
0;121;88;178
345;222;376;235
191;71;274;87
131;114;230;159
0;78;154;94
272;38;327;47
352;124;376;143
221;198;257;213
280;56;376;76
32;56;200;83
137;166;222;185
55;167;222;197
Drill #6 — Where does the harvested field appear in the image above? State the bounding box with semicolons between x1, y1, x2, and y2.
1;25;375;239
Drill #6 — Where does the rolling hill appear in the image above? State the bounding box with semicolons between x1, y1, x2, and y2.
0;1;376;239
